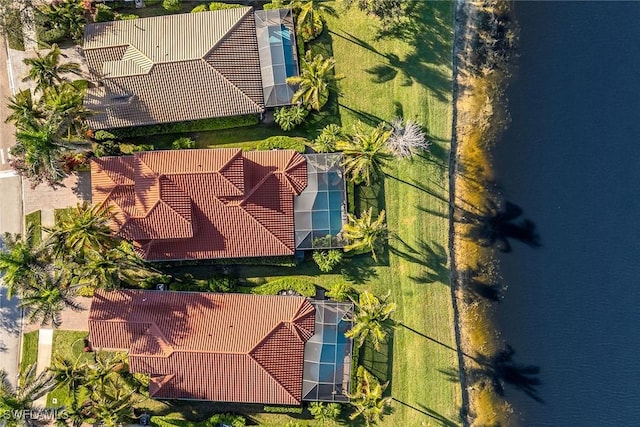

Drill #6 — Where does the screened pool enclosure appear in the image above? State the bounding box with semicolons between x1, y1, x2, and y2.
295;154;348;250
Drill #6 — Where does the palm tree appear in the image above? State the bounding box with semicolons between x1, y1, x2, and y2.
287;51;336;111
88;379;136;427
342;208;388;261
78;248;155;291
40;0;88;42
42;83;91;138
337;122;392;186
0;365;55;424
346;290;396;351
5;89;43;130
22;44;81;94
313;123;344;153
288;0;324;42
10;116;77;187
20;273;83;328
0;226;47;299
346;366;392;426
48;354;89;404
46;202;117;261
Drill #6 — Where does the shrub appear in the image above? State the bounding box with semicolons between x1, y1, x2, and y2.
116;13;138;20
274;104;309;131
171;137;196;149
93;139;122;157
209;2;243;11
309;402;341;421
191;4;208;13
252;277;317;297
93;130;118;142
263;0;285;10
162;0;181;12
39;28;67;44
313;249;343;273
150;413;245;427
110;115;259;138
313;124;343;153
256;136;307;153
130;144;155;152
263;405;304;414
94;3;115;22
326;281;356;302
5;8;25;50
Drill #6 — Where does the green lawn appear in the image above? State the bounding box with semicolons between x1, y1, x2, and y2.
158;2;460;426
20;331;39;375
47;330;92;407
281;2;459;424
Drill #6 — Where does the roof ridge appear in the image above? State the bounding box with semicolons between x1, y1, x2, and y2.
200;58;263;112
236;205;292;254
248;322;303;404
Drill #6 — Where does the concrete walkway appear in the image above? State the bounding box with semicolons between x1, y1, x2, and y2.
23;171;92;216
33;328;52;407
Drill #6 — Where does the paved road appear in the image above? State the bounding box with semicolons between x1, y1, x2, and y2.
0;282;22;386
0;34;16;172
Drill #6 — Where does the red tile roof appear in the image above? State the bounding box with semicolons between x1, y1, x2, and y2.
89;289;315;404
91;149;307;260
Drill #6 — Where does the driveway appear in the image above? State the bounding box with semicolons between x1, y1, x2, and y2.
0;282;22;386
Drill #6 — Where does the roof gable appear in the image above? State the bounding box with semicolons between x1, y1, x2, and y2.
91;149;307;260
89;290;315;404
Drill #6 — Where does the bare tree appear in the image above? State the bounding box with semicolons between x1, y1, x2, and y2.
385;117;430;159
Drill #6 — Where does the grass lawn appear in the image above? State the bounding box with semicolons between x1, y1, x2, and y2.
322;2;462;424
47;330;92;408
157;2;460;426
20;331;39;375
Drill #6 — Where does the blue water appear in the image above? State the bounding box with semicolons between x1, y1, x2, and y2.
492;2;640;425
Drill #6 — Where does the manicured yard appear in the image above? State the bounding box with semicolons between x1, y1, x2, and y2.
158;2;460;425
47;330;92;407
20;330;39;375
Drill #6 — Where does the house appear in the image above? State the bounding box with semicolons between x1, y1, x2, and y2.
88;289;316;404
91;148;307;261
82;7;299;130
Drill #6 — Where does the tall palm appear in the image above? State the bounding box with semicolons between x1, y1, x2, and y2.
346;366;392;426
22;44;81;94
48;354;89;408
346;290;396;351
46;202;117;261
5;89;43;130
42;83;91;138
288;0;324;42
78;248;155;291
0;226;47;299
337;122;392;186
287;51;336;111
0;365;55;423
88;379;136;427
342;208;388;262
20;273;83;328
43;0;88;42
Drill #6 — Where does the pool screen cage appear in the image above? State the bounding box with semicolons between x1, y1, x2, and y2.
255;8;299;107
302;300;354;402
295;153;348;250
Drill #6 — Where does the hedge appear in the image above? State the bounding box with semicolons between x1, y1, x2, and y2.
109;115;259;138
263;405;304;414
256;136;308;153
251;277;317;297
151;413;246;427
209;2;243;11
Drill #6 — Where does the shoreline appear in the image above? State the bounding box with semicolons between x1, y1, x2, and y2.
449;1;517;425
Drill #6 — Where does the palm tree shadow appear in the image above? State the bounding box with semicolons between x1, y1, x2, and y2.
459;266;503;303
458;200;541;252
340;256;379;285
392;398;460;427
360;329;394;390
470;345;545;404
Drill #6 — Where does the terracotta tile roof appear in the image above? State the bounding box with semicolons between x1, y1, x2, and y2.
83;8;264;129
90;149;307;260
88;289;315;404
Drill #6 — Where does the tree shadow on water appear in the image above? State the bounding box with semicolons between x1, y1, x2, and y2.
458;200;541;253
470;345;544;404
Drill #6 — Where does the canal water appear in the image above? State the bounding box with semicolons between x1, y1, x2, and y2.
491;2;640;425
